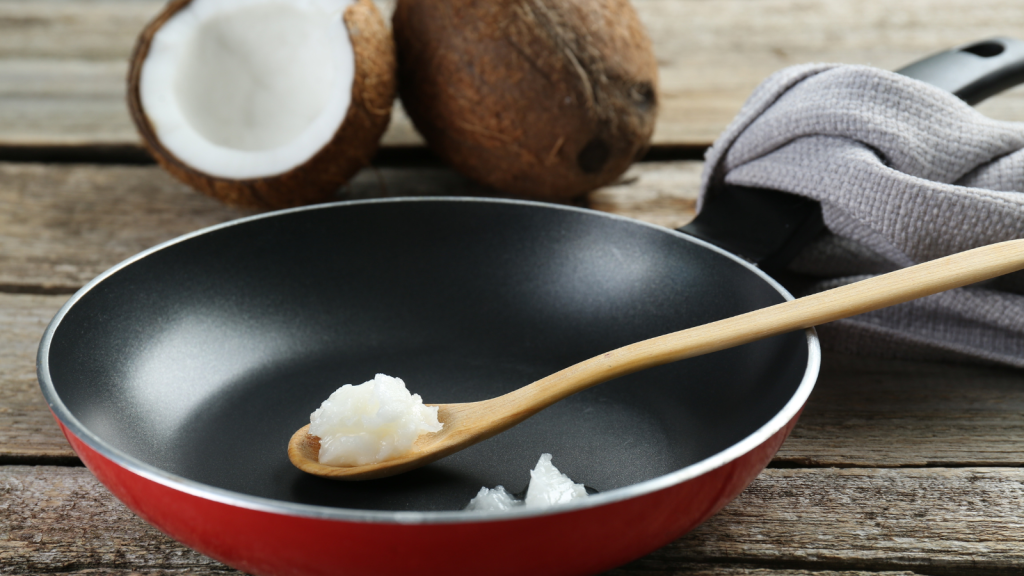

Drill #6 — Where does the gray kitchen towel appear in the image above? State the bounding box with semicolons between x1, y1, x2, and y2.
700;63;1024;367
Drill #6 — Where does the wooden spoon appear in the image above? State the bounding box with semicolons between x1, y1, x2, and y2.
289;239;1024;480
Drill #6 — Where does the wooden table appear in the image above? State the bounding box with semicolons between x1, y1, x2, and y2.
3;1;1024;574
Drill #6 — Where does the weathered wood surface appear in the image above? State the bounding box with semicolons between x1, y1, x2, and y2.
0;565;933;576
0;466;231;573
0;293;74;461
4;1;1024;573
2;0;1023;151
0;161;700;291
620;468;1024;575
0;163;244;293
776;354;1024;467
3;161;1024;466
3;465;1023;575
6;287;1024;466
0;570;927;576
588;161;701;229
614;565;921;569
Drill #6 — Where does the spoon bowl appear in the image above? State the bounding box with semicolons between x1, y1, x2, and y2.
289;404;488;480
290;238;1024;480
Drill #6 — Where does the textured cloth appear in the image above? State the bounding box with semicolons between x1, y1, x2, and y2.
700;64;1024;367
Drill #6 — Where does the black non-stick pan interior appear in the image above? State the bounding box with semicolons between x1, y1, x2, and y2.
46;199;808;512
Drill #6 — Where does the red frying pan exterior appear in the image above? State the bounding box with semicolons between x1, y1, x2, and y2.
58;412;802;576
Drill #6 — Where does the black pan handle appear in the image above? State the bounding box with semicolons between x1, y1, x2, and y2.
897;37;1024;105
680;37;1024;273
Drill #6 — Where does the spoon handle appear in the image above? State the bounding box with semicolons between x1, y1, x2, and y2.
502;238;1024;415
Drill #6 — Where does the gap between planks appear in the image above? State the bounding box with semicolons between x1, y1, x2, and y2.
0;144;710;166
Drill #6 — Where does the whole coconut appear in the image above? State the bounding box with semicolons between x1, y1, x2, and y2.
393;0;659;202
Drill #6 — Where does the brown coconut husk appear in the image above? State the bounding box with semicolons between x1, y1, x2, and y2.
393;0;659;202
127;0;396;210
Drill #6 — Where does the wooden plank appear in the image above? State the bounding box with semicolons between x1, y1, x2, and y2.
588;161;701;229
9;572;239;576
2;570;926;576
0;0;163;61
3;163;1024;466
0;163;244;292
0;566;930;576
3;465;1022;574
0;161;695;292
2;0;1024;150
776;354;1024;467
630;468;1024;575
0;565;926;575
636;0;1024;145
0;465;233;573
5;286;1024;467
0;293;75;460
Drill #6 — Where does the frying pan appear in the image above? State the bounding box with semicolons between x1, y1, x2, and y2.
37;39;1024;576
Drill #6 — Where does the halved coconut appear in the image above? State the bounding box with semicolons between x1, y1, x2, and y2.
128;0;395;209
393;0;659;202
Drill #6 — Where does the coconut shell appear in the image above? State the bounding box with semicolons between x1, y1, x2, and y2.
127;0;396;210
393;0;659;202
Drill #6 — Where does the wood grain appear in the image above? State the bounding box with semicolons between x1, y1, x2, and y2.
0;565;932;576
2;0;1023;150
588;161;702;229
631;468;1024;576
6;287;1024;468
4;2;1024;573
0;466;232;573
4;465;1023;574
778;355;1024;467
0;162;691;292
615;570;920;576
4;572;239;576
2;161;1024;466
0;293;75;460
635;0;1024;145
0;162;245;292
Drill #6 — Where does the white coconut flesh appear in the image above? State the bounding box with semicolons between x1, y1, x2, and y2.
140;0;355;179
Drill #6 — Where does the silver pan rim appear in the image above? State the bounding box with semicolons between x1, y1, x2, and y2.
37;196;820;526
